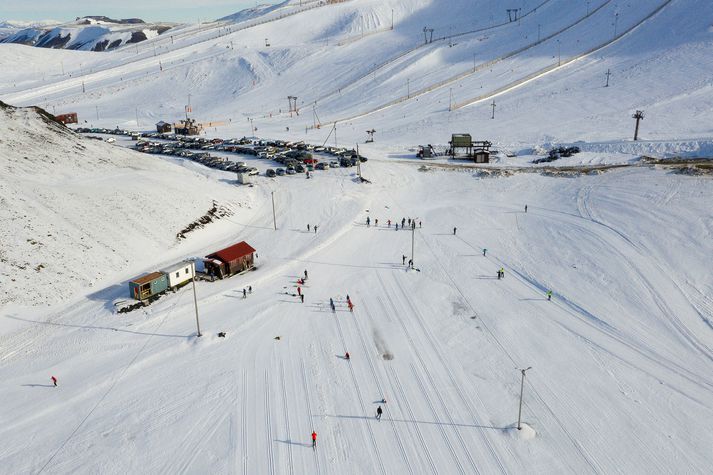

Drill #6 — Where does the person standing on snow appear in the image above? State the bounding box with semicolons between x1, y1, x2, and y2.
376;406;383;421
300;294;305;303
525;205;528;213
307;224;310;232
314;225;318;233
402;255;406;265
345;352;350;360
483;248;487;256
243;288;247;298
453;227;457;235
401;218;406;228
304;270;308;280
366;216;370;227
547;290;552;301
375;218;378;226
51;376;57;387
395;223;399;231
297;286;301;296
312;431;317;449
248;286;252;294
388;219;391;227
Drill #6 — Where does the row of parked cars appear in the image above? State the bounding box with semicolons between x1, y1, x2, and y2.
73;127;368;177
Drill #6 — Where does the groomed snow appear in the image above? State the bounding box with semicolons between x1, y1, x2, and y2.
1;0;712;473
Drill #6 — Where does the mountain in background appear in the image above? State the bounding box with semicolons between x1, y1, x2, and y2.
0;16;175;51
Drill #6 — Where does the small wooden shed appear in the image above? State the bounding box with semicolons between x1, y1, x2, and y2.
160;261;194;289
156;121;172;133
204;241;256;279
129;272;168;301
56;112;78;125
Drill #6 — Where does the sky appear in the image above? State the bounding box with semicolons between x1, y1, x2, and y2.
0;0;282;24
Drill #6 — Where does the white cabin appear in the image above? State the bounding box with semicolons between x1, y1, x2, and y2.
160;261;194;288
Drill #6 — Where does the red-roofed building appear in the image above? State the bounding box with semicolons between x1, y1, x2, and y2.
204;241;256;278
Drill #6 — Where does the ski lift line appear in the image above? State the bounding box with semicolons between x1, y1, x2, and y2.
306;0;556;108
309;0;616;127
452;0;673;110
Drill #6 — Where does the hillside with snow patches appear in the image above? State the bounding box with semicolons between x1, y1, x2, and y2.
1;0;712;473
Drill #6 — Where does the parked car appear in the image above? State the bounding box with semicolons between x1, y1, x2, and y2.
266;168;276;177
316;162;329;170
329;160;339;168
295;164;305;173
276;168;285;176
286;168;296;175
248;167;259;176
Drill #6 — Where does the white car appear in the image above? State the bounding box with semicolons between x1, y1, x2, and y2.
248;167;259;176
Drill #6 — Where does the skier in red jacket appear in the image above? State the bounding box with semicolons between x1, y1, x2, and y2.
311;431;317;449
51;376;57;387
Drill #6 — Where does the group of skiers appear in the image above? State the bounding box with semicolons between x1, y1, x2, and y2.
366;216;421;231
306;224;319;233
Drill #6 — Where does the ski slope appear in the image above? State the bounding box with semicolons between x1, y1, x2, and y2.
1;0;712;473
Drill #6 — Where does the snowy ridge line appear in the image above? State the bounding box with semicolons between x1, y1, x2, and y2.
453;0;673;109
331;299;387;475
308;0;613;126
4;0;352;103
354;298;414;473
374;272;479;474
301;0;554;112
386;365;439;475
429;233;603;473
279;360;295;475
531;205;713;370
264;369;276;475
35;292;185;474
336;25;393;47
299;358;322;475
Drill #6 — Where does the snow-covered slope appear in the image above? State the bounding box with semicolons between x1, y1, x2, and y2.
0;1;712;473
0;101;257;307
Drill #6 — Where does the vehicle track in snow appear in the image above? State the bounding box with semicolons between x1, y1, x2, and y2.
299;358;322;475
331;303;386;475
374;272;481;474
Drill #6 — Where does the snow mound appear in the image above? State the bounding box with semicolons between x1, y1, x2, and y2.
504;422;537;441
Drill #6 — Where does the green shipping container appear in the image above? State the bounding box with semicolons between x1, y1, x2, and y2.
129;272;168;301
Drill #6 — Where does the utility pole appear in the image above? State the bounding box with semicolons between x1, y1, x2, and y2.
614;12;619;37
135;107;139;127
632;110;644;141
473;53;476;72
448;88;453;112
557;39;561;66
411;222;415;266
407;78;410;98
517;367;532;430
604;69;611;87
391;9;394;30
82;81;85;93
356;144;363;180
491;100;496;119
537;24;541;42
191;260;202;337
250;118;255;137
271;191;277;230
334;122;338;148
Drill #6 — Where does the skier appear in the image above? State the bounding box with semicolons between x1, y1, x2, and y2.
500;268;505;279
395;223;399;231
453;227;457;235
330;298;336;312
483;248;487;256
312;431;317;449
345;352;350;360
314;225;318;233
375;218;379;226
248;286;252;294
419;221;422;228
388;219;391;227
408;259;413;268
348;301;354;312
412;221;416;230
307;224;310;232
402;255;406;265
497;270;501;280
408;218;411;226
547;290;552;301
376;406;383;421
304;269;308;280
401;218;406;228
51;376;57;387
297;286;301;296
301;294;305;303
243;288;247;298
525;204;528;213
346;294;350;302
366;216;370;227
